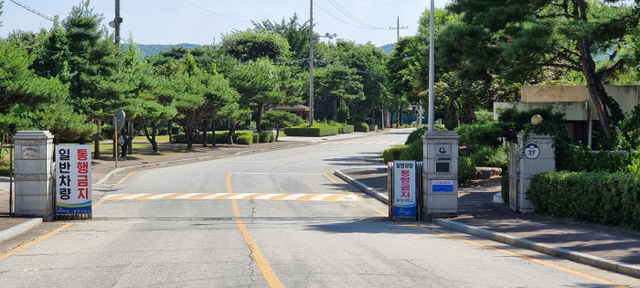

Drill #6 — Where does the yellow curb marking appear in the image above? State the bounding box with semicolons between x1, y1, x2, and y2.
229;173;283;288
410;224;624;287
0;224;72;261
115;171;138;185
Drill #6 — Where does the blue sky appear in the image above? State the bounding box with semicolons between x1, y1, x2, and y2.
0;0;451;48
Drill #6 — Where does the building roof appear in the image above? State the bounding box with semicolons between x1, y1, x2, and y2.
272;105;310;112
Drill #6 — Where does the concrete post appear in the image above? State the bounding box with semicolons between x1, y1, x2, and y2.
14;131;55;221
423;131;459;217
516;133;555;214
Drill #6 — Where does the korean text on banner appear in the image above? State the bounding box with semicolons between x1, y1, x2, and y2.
393;160;417;217
56;145;92;215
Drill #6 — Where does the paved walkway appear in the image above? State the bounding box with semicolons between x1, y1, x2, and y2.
336;167;640;278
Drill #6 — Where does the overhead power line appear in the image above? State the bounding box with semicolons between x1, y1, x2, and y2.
343;0;395;18
182;0;251;24
9;0;104;39
314;2;386;30
325;0;384;30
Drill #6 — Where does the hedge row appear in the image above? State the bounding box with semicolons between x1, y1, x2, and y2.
171;131;274;144
283;126;340;137
528;172;640;229
338;125;355;134
351;122;369;132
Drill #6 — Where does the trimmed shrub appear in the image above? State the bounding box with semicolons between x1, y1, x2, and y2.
338;125;355;134
351;122;369;132
0;165;11;177
501;173;509;204
458;156;476;183
399;138;423;161
235;134;253;145
528;171;640;230
470;145;508;171
383;145;408;164
251;133;260;144
455;122;504;147
283;126;339;137
258;132;275;143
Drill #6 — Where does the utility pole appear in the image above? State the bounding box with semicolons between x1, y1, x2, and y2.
309;0;315;126
388;17;408;129
428;0;435;131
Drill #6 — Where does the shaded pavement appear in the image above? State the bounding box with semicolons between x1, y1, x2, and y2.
339;167;640;278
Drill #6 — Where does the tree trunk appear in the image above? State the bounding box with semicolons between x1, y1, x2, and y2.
332;98;338;122
371;108;375;125
228;122;236;144
576;0;613;139
256;104;264;133
275;128;280;141
202;120;209;147
94;120;100;159
578;39;613;139
128;122;133;155
212;120;217;146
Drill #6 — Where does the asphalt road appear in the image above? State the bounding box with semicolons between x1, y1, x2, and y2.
0;130;637;287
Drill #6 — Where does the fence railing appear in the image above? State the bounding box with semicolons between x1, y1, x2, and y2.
0;145;14;216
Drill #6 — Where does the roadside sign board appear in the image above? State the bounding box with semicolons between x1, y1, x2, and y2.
432;180;454;192
56;145;92;216
393;160;417;218
114;110;126;131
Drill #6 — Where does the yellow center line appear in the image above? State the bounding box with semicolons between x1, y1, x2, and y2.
228;172;283;287
0;224;72;261
270;152;320;162
410;224;625;287
115;171;138;185
226;173;233;193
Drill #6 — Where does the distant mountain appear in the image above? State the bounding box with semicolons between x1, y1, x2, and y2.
380;44;394;54
125;43;204;56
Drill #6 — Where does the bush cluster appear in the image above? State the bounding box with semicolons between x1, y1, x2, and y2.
455;122;504;147
470;145;508;171
528;171;640;230
338;125;355;134
350;121;370;132
383;145;408;164
171;131;274;144
283;126;340;137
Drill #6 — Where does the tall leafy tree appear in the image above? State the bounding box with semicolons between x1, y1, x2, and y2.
446;0;636;139
314;65;364;121
221;30;291;62
252;13;311;66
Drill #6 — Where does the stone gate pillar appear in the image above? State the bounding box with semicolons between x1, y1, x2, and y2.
515;133;555;214
423;131;459;217
14;131;55;221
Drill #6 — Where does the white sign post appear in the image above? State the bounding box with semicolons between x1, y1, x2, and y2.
56;145;92;217
392;160;417;219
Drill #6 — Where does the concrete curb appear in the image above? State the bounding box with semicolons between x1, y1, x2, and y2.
334;168;388;204
0;218;42;242
338;169;640;279
432;218;640;278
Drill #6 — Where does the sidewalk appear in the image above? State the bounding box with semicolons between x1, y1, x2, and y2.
0;131;384;243
335;167;640;278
